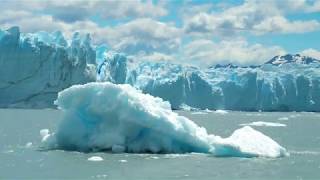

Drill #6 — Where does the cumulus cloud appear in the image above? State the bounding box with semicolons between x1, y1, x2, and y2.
0;10;100;37
301;48;320;59
184;0;320;36
181;39;286;66
98;18;181;55
1;0;167;23
0;0;319;67
253;16;320;34
132;52;176;62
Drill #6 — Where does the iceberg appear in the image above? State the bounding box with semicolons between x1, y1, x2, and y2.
41;82;288;158
98;52;320;112
240;121;287;127
88;156;104;161
0;27;96;108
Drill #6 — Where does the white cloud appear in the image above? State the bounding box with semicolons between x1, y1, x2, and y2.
181;39;286;66
0;6;180;58
1;0;167;23
184;0;320;36
301;48;320;59
253;16;320;34
0;10;100;37
133;52;175;62
0;0;319;67
307;1;320;12
98;18;181;55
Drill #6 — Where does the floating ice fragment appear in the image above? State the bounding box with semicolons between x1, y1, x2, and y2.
214;110;228;115
40;129;51;142
88;156;103;161
25;142;33;148
278;117;289;121
213;126;288;158
191;111;207;115
240;121;286;127
204;109;213;113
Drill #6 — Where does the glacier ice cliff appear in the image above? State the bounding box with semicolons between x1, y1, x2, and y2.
0;27;96;108
41;82;288;158
98;53;320;112
0;26;319;112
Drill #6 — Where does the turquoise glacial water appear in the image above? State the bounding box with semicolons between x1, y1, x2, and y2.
0;109;320;179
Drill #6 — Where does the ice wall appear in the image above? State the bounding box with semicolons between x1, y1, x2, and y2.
1;26;319;111
0;27;96;108
98;53;320;111
42;82;288;158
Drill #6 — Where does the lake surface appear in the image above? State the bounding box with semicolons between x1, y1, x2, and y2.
0;109;320;179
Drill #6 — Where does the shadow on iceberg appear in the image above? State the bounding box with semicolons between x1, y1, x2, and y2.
40;82;288;158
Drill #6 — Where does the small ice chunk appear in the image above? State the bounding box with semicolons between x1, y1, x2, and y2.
214;110;228;115
278;117;289;121
240;121;286;127
88;156;103;161
3;150;14;153
204;109;213;113
40;129;51;142
191;111;207;115
94;174;108;178
40;129;49;138
119;159;128;163
214;126;289;158
25;142;33;148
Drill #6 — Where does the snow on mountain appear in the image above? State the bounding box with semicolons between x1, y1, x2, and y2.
98;52;320;112
0;27;96;108
265;54;320;66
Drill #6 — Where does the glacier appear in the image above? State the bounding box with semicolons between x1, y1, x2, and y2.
0;26;319;112
0;27;96;108
41;82;288;158
98;53;320;112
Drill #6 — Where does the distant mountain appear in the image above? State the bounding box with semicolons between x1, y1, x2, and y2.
210;63;260;69
213;63;239;69
265;54;320;66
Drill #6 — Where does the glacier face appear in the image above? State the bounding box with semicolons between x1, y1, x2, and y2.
98;53;320;112
41;82;288;158
0;27;96;108
0;26;319;111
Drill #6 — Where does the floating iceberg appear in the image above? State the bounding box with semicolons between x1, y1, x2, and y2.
41;82;288;158
240;121;287;127
0;27;96;108
88;156;104;161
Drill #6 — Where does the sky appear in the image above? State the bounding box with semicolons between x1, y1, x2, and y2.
1;0;320;66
